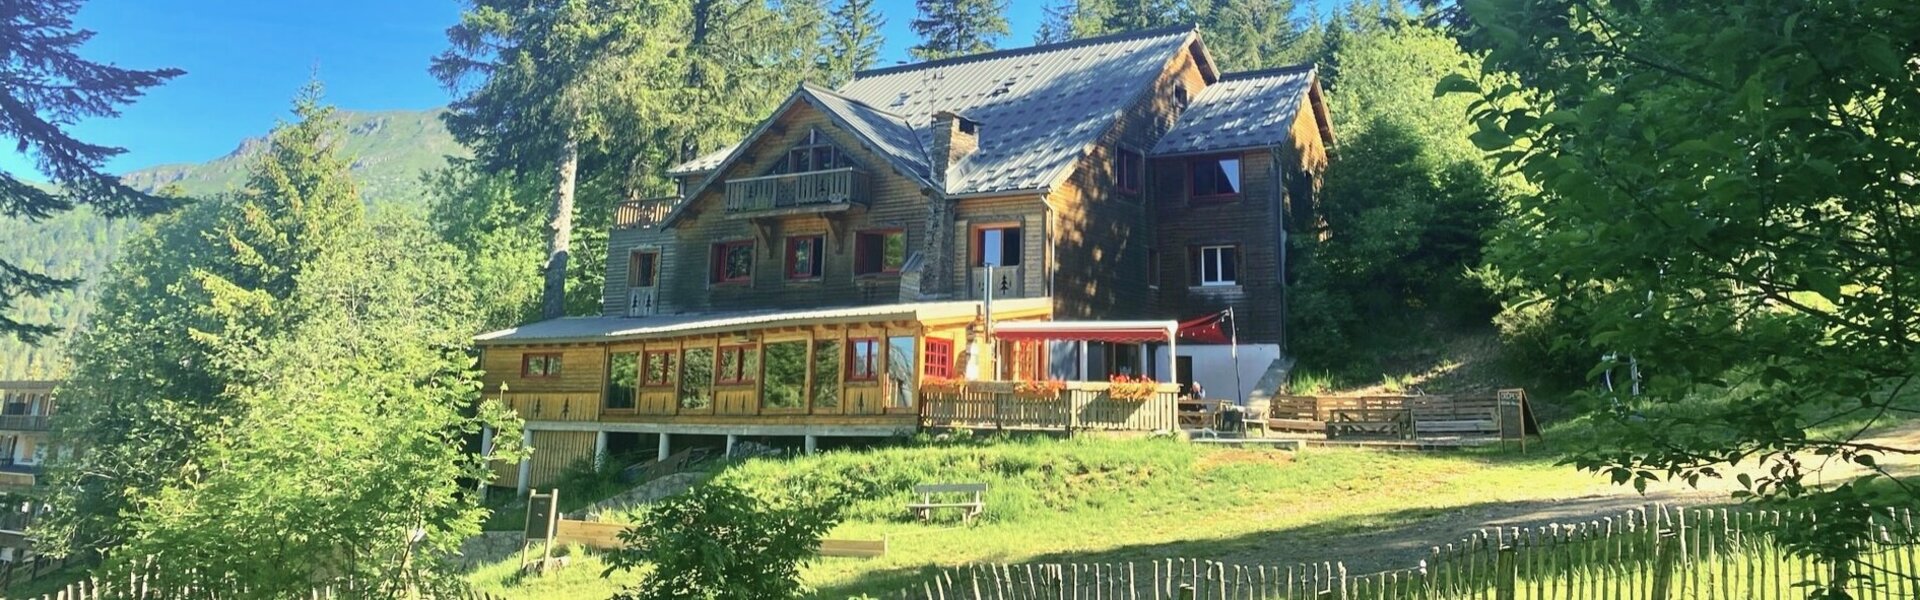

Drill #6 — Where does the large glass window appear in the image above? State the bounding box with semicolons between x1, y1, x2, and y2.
761;341;807;409
854;230;905;275
776;129;845;174
888;336;917;408
607;352;638;410
711;240;753;284
812;339;841;410
679;348;713;410
1189;157;1242;200
975;226;1021;267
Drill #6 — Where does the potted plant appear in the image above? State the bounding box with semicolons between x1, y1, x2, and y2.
1013;378;1067;399
921;376;966;394
1108;375;1158;402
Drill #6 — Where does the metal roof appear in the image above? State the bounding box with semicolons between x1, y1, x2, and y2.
475;298;1051;345
1151;65;1317;156
665;26;1201;196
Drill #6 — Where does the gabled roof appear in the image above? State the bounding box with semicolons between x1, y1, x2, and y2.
1151;65;1323;156
475;298;1051;345
666;25;1205;197
658;83;938;227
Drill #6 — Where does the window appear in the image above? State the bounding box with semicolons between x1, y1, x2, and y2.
710;240;753;284
923;338;954;378
1173;84;1190;109
1148;249;1162;288
1189;157;1242;200
846;338;880;381
1190;245;1240;287
785;235;824;280
680;348;713;410
779;129;844;174
974;226;1021;267
716;345;759;385
1117;148;1142;193
521;353;562;378
854;230;905;275
607;352;638;410
761;341;807;409
628;250;659;288
643;350;676;386
888;336;917;408
812;339;842;410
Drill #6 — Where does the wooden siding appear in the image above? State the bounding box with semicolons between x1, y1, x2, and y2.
1150;149;1284;343
1047;39;1213;322
951;195;1049;300
525;430;597;489
654;102;938;313
480;346;607;394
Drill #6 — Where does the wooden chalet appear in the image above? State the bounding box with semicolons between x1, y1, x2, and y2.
477;25;1335;492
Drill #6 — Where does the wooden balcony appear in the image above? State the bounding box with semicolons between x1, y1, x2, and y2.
724;168;869;217
613;197;676;229
919;381;1181;433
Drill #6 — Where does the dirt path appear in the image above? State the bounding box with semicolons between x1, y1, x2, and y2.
1227;421;1920;574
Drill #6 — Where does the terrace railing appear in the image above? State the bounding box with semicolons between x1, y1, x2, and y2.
613;197;676;229
724;168;869;215
0;415;48;431
919;381;1181;433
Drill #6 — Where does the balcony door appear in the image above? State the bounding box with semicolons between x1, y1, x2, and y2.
627;249;660;317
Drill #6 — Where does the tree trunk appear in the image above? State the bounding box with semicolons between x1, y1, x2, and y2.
541;136;579;320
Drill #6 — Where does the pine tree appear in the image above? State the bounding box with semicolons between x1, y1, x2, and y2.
0;0;181;344
1197;0;1307;70
1082;0;1186;36
1033;0;1078;43
45;83;369;553
909;0;1010;61
824;0;886;85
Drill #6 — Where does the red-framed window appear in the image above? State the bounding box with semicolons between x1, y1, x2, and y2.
846;338;880;381
642;350;676;386
716;345;758;385
521;353;562;379
710;240;753;284
973;225;1021;267
1189;156;1242;202
854;230;904;275
1117;148;1143;193
785;235;824;280
923;338;954;378
629;250;659;288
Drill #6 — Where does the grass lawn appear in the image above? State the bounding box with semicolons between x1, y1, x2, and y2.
467;435;1620;599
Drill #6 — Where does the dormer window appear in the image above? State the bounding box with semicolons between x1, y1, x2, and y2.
776;129;848;174
1173;84;1190;109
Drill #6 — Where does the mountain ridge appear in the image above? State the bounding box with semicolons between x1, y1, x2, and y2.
117;108;465;205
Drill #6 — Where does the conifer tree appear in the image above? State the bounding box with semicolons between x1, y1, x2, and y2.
1033;0;1078;43
0;0;180;344
1197;0;1307;70
44;84;365;553
909;0;1010;61
824;0;886;85
1071;0;1186;37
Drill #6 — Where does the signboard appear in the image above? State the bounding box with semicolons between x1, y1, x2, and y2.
524;489;559;542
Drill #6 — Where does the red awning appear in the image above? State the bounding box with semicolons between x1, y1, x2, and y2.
1177;311;1232;344
992;321;1178;344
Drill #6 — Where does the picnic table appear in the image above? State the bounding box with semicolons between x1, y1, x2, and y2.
1177;398;1230;431
1325;406;1412;439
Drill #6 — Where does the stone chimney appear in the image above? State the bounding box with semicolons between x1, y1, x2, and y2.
930;110;979;190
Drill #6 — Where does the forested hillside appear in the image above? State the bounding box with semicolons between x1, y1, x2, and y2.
0;109;461;378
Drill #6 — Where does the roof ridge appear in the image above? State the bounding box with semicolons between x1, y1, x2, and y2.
1218;63;1317;81
850;24;1198;80
800;81;910;121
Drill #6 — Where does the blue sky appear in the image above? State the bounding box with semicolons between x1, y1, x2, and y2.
1;0;1048;179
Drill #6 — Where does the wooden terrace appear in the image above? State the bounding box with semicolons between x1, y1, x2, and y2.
918;381;1183;434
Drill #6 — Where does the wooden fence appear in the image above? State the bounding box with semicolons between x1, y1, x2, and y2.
920;382;1181;433
1268;391;1538;443
1;571;507;600
896;504;1919;599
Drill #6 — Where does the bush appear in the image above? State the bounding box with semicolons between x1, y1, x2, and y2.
605;481;845;600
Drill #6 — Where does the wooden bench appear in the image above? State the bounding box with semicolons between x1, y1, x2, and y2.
907;483;987;522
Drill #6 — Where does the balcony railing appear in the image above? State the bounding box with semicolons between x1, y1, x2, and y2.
919;381;1181;433
613;197;676;229
724;168;869;215
0;416;48;431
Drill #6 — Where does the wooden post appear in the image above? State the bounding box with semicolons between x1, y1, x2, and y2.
1495;545;1517;600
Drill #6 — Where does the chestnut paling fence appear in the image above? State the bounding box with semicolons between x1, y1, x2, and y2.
896;504;1920;599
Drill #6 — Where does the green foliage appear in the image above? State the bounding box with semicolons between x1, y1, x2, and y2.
909;0;1010;60
605;481;845;600
823;0;886;86
0;0;181;344
1286;18;1507;375
1455;0;1920;591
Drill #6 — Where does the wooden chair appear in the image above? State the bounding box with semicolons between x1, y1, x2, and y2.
1241;399;1271;438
